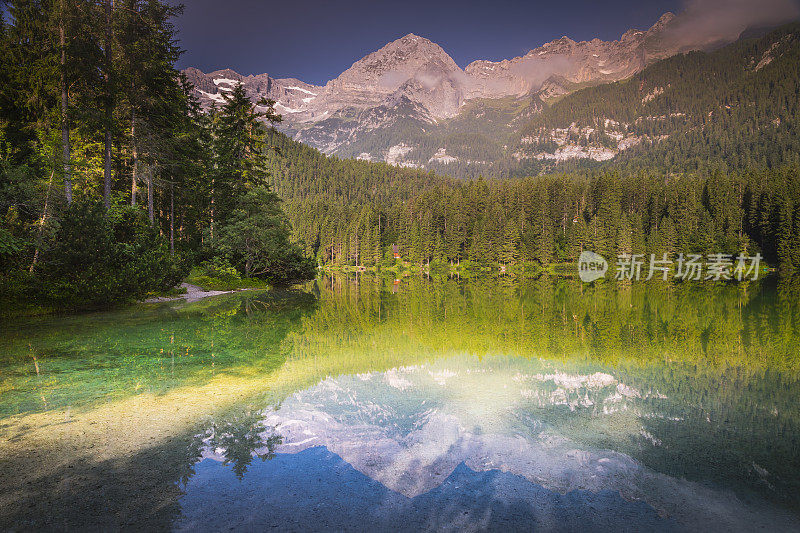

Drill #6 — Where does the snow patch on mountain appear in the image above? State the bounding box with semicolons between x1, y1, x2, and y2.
642;86;665;103
276;102;302;114
287;86;318;95
198;89;225;104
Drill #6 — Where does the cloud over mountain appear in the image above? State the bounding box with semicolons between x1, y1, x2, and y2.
665;0;800;46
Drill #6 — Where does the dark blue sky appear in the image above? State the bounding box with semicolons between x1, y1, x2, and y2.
170;0;681;85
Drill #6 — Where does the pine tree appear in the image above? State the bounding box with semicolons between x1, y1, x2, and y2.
500;222;520;266
212;84;280;229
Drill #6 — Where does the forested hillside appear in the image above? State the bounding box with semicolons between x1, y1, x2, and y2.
511;23;800;175
265;129;800;273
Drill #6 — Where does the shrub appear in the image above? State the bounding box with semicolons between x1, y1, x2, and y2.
0;227;27;272
35;201;188;310
199;258;242;284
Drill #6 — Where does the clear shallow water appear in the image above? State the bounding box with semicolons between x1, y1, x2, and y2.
1;275;799;531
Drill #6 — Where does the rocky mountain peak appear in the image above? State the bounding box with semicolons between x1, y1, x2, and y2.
344;32;460;78
316;32;466;119
649;12;677;33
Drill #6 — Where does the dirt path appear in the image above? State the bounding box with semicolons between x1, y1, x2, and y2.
144;282;242;303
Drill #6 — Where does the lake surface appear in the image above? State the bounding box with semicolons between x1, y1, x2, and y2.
1;275;799;531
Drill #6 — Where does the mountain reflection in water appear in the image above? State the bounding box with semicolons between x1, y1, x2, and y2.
179;354;799;531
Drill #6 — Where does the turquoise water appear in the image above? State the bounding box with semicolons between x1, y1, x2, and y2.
1;276;799;530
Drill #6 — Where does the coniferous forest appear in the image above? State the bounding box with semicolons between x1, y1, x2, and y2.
266;129;800;273
2;2;800;314
0;1;313;311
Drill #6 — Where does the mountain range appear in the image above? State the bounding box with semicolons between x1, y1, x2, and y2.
183;12;798;175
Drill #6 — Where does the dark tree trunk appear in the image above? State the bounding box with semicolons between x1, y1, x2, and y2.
130;108;137;205
60;0;72;204
210;178;215;241
103;0;113;209
147;166;154;223
170;184;174;255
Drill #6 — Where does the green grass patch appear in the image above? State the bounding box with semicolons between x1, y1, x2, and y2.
185;268;270;291
144;285;188;299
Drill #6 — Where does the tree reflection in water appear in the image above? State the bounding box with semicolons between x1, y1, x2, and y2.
190;407;283;479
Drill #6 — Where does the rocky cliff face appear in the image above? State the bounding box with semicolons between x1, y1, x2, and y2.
465;13;681;100
183;12;744;168
182;67;323;120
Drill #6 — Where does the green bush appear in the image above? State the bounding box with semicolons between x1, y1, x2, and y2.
199;258;242;283
0;227;27;272
35;201;188;310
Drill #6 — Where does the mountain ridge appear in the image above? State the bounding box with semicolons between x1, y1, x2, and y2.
185;13;684;120
183;14;800;173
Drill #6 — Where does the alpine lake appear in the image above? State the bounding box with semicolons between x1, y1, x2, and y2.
1;273;799;531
